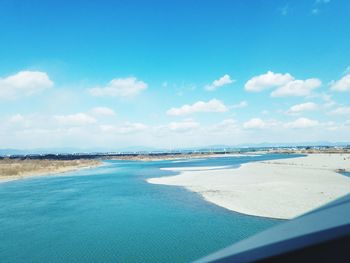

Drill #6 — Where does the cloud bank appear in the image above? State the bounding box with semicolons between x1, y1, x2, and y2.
245;71;321;97
330;74;350;92
166;99;228;116
89;77;147;98
0;71;53;99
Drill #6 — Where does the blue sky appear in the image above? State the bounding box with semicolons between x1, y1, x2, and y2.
0;0;350;149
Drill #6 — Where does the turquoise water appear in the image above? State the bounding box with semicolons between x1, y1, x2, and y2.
343;172;350;177
0;154;298;262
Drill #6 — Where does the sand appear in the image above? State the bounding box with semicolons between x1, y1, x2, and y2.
0;159;103;183
147;154;350;219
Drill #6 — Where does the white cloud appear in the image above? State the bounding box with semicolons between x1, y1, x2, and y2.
90;107;115;116
321;94;336;108
0;71;53;99
244;71;293;92
329;106;350;115
243;118;280;129
284;117;319;129
218;118;237;127
166;99;228;116
100;122;147;134
152;120;200;137
5;114;48;130
271;78;321;97
231;101;248;109
287;102;318;114
167;120;200;132
205;74;234;91
245;71;321;97
209;119;239;133
89;77;147;98
3;111;350;149
243;118;266;129
9;114;25;123
322;121;340;131
344;66;350;75
54;113;96;126
330;74;350;92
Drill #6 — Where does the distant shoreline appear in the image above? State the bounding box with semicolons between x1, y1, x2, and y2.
1;148;350;183
104;153;262;161
1;146;349;162
0;159;103;183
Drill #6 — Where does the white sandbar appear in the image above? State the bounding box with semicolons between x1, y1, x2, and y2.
147;154;350;219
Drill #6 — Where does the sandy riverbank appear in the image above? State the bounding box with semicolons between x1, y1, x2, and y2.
0;159;103;182
147;154;350;219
